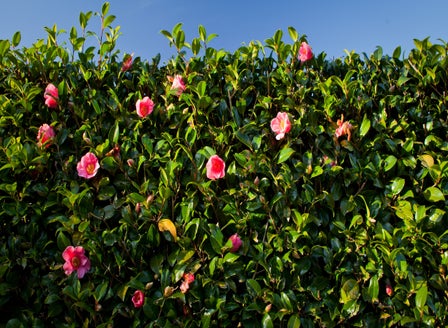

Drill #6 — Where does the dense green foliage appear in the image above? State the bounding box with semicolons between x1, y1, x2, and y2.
1;3;448;327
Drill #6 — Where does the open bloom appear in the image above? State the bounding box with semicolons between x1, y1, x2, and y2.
37;123;55;148
298;42;313;62
44;83;59;108
136;96;154;118
132;290;145;308
270;112;291;140
170;75;186;96
77;152;100;179
206;155;225;180
121;53;133;72
229;233;242;252
180;273;195;294
335;114;353;141
62;246;91;279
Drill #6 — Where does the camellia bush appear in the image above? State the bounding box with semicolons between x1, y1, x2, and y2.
1;2;448;327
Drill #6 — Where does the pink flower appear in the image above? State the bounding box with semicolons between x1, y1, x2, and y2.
335;114;353;141
77;152;100;179
136;96;154;118
229;234;242;252
37;123;55;148
180;273;195;294
44;83;59;108
385;284;393;296
131;290;145;308
170;75;186;96
206;155;225;180
270;112;291;140
121;53;133;72
298;42;313;62
62;246;91;279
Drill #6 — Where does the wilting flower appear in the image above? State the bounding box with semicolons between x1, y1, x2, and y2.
77;152;100;179
270;112;291;140
335;114;353;141
62;246;91;279
44;83;59;108
206;155;225;180
121;53;133;72
170;75;186;96
180;273;195;294
132;290;145;308
229;234;242;252
136;96;154;118
37;123;55;148
298;42;313;62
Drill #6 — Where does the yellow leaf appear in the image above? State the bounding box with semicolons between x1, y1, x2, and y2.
158;219;177;241
419;154;434;168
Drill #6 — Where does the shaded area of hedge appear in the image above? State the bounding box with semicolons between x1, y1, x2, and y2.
1;3;448;327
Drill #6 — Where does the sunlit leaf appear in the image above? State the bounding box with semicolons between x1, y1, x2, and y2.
158;219;177;241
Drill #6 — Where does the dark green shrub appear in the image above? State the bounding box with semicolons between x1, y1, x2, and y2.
1;3;448;327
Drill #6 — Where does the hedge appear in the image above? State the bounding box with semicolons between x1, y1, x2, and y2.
1;2;448;327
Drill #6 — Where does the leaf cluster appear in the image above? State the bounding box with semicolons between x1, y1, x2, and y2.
1;3;448;327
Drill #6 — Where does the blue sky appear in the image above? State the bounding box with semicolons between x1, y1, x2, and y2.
2;1;448;63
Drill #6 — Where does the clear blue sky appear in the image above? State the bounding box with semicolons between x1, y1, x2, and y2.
2;0;448;63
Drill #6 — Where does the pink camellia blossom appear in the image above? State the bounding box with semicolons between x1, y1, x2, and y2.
62;246;91;279
121;53;133;72
170;75;186;96
298;42;313;62
37;123;55;148
132;290;145;308
180;273;195;294
77;152;100;179
44;83;59;108
229;233;242;252
136;96;154;118
270;112;291;140
334;114;353;141
206;155;226;180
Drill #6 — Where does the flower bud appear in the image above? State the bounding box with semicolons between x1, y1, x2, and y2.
385;284;393;296
164;286;174;297
265;304;272;313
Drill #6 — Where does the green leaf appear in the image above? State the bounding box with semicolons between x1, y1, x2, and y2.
415;283;427;309
288;26;298;42
388;177;405;196
367;275;379;303
262;313;274;328
423;186;445;202
359;114;371;137
340;279;359;303
383;155;397;172
110;121;120;144
277;147;295;164
12;31;21;47
395;200;413;221
246;279;261;296
198;25;206;42
397;75;411;87
142;134;153;155
102;15;116;29
428;208;445;223
101;2;110;16
287;315;301;328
